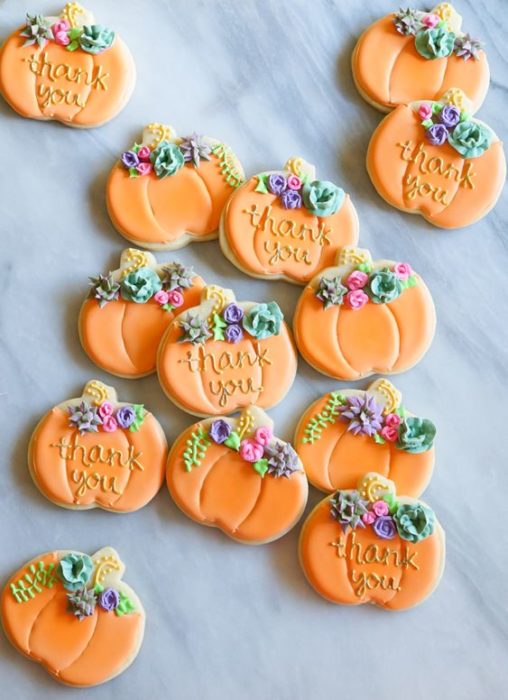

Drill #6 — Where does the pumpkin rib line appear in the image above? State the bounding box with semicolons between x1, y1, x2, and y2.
387;38;413;106
107;428;136;508
322;425;346;492
427;156;468;220
143;176;176;243
25;588;61;656
27;44;45;118
194;165;216;233
119;302;141;372
343;524;362;601
382;302;402;372
234;477;264;535
195;449;229;523
55;610;100;677
334;307;360;378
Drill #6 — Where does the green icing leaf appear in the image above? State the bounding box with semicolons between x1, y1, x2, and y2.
407;275;418;287
254;173;270;193
66;40;79;51
224;431;241;451
94;583;104;594
162;303;175;312
129;167;139;178
68;27;83;40
383;493;399;515
302;391;345;444
128;404;146;432
432;102;443;114
212;313;227;341
357;262;372;273
395;405;407;418
460;111;470;122
373;433;386;445
253;459;268;478
421;119;433;129
132;143;142;154
183;426;211;471
115;591;135;617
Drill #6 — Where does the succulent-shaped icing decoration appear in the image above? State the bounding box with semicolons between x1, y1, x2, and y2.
393;502;435;543
67;587;97;620
454;33;483;61
150;141;185;178
316;276;347;309
179;133;212;167
68;401;102;434
179;314;212;345
265;442;300;478
78;24;115;54
393;7;422;35
330;491;368;532
397;417;436;454
120;267;162;303
162;262;195;290
20;13;54;47
242;302;283;340
338;394;384;437
88;272;120;307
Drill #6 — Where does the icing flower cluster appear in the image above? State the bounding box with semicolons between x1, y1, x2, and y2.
20;13;114;54
68;400;146;434
393;7;482;61
179;301;283;345
316;262;417;310
255;171;345;217
417;101;493;158
330;488;435;543
121;134;212;179
57;553;134;621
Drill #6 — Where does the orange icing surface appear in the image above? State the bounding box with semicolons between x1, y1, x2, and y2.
79;276;205;378
293;268;436;380
29;407;167;512
295;393;434;496
299;497;445;609
367;104;506;228
1;552;143;686
107;154;239;249
352;15;489;112
167;422;308;543
221;178;359;283
0;28;135;127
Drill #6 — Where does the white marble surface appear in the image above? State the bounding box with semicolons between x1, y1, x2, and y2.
1;0;507;698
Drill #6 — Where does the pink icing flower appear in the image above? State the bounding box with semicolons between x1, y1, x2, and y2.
254;426;273;446
239;438;264;463
136;162;153;176
372;500;389;517
102;416;118;433
422;13;439;28
345;290;369;310
167;289;184;307
385;413;401;428
346;270;369;291
393;262;413;280
137;145;151;162
98;401;114;420
154;290;170;305
52;20;70;46
380;425;399;442
286;175;302;190
418;103;433;121
362;510;376;525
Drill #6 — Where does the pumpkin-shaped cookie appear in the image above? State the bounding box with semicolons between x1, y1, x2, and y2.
29;380;167;512
367;89;505;228
299;474;445;609
220;156;359;284
293;247;436;380
352;3;489;112
79;249;205;378
0;4;135;127
295;378;436;496
167;406;308;543
1;547;144;686
106;123;245;250
157;285;297;416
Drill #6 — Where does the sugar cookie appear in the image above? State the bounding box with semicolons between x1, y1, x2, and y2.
352;3;489;113
0;4;135;127
157;285;297;416
220;156;359;284
167;406;308;543
1;547;144;686
106;123;245;250
293;247;436;380
299;474;445;609
79;248;205;378
295;378;435;496
28;380;167;512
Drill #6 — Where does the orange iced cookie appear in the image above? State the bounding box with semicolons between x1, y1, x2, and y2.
293;246;436;380
107;123;245;250
299;474;445;609
79;248;205;378
367;89;506;228
0;4;135;128
295;378;436;496
157;285;297;416
220;156;359;284
167;406;308;544
28;380;167;512
1;547;145;686
352;3;489;113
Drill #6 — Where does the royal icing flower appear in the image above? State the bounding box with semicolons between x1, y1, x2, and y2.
136;162;153;176
116;405;136;429
79;25;115;55
52;19;70;46
150;141;185;178
239;438;264;463
373;515;397;540
448;120;493;158
102;416;118;433
209;419;232;444
137;145;151;162
380;425;399;442
372;500;389;517
242;302;283;340
302;180;344;217
223;303;244;324
367;269;402;304
280;189;302;209
98;401;114;420
397;417;436;454
167;289;184;307
394;503;435;543
426;122;449;146
421;13;439;28
286;174;302;190
418;102;433;120
362;510;376;525
225;324;243;343
415;26;455;60
439;105;461;129
154;290;170;305
98;587;120;612
121;150;139;169
393;262;413;280
385;413;402;428
346;270;369;291
120;267;162;304
345;289;369;309
254;426;273;446
267;173;287;195
57;553;93;592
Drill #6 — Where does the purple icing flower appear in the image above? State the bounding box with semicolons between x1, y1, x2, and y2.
223;303;244;324
225;324;244;344
116;405;136;429
338;395;383;437
267;173;287;195
439;105;461;129
280;189;302;209
98;587;120;612
426;123;449;146
121;150;139;169
209;419;232;444
372;515;397;540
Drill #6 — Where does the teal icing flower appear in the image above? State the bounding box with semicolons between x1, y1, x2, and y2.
415;27;455;59
394;503;435;543
397;417;436;454
448;120;493;158
302;180;344;217
57;553;93;592
367;269;402;304
79;25;115;54
120;267;162;303
243;302;283;340
150;141;185;178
